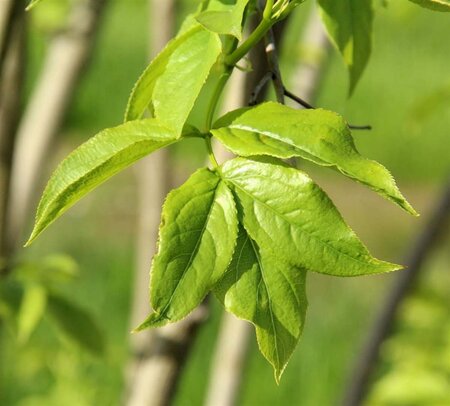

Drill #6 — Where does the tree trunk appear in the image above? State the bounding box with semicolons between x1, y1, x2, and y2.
124;2;199;405
0;0;25;271
6;0;108;252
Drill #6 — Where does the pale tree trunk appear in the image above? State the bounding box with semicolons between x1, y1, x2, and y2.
0;0;25;271
205;67;253;406
205;6;329;406
287;5;329;106
125;2;197;406
6;0;108;252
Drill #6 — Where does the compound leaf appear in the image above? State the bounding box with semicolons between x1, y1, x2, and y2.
408;0;450;11
27;119;178;245
196;0;250;39
213;102;417;216
47;293;104;354
215;226;307;382
223;157;402;277
125;26;222;133
137;168;238;330
317;0;373;94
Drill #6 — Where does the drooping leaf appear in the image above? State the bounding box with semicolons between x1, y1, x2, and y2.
196;0;250;39
408;0;450;11
125;26;222;133
136;168;238;330
223;157;402;277
47;293;105;354
215;226;307;381
317;0;373;94
17;284;47;343
213;102;417;216
26;119;178;245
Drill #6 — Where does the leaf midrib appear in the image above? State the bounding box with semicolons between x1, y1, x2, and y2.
229;176;387;272
33;136;176;241
249;238;281;369
154;179;220;319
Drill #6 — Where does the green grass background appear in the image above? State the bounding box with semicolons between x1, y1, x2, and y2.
1;0;449;405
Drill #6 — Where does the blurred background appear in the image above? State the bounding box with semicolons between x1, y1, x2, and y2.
0;0;449;405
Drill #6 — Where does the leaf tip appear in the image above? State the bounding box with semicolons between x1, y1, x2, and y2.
133;312;167;332
24;231;38;248
273;366;285;385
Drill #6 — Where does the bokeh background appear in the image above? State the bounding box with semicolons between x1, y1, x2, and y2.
0;0;449;405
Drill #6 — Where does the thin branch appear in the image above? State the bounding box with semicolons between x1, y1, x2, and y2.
342;180;450;406
283;87;314;109
249;71;272;105
256;0;285;104
264;30;285;103
284;88;372;130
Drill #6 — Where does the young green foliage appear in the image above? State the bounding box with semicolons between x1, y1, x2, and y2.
212;102;417;215
196;0;251;39
26;0;43;11
26;119;179;245
125;25;222;132
25;0;438;380
17;284;47;344
222;157;402;277
409;0;450;11
136;168;238;329
47;293;105;354
215;226;307;382
317;0;373;95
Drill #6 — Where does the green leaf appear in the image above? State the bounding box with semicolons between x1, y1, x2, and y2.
215;226;307;382
125;26;222;133
408;0;450;11
223;157;402;277
317;0;373;94
26;119;178;245
196;0;250;40
47;293;105;354
17;284;47;344
26;0;43;11
136;168;238;330
212;102;417;216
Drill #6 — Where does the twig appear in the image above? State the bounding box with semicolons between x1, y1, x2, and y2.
284;88;372;130
249;71;272;105
283;87;314;109
264;29;285;104
342;180;450;406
